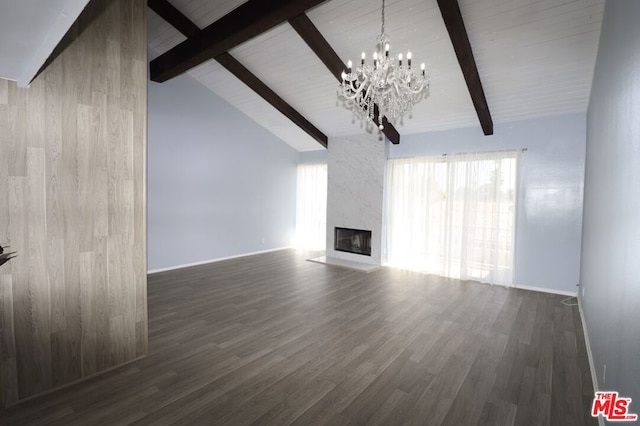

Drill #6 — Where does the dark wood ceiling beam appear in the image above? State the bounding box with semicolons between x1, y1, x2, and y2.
150;0;327;83
147;0;328;148
437;0;493;135
289;14;400;145
148;0;200;38
216;53;327;147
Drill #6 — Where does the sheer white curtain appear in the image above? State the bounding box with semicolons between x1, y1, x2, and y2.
295;163;328;250
384;151;518;285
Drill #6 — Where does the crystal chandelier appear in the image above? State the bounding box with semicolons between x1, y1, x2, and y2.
338;0;430;130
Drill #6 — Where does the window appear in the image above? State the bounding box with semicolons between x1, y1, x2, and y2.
295;163;328;250
384;151;518;285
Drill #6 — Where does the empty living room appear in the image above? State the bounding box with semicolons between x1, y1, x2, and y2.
0;0;639;424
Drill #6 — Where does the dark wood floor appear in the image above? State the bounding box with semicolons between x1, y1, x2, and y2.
0;249;596;425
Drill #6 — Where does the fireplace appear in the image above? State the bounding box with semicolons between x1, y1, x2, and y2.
334;227;372;256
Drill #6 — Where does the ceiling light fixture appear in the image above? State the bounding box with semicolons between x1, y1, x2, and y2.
339;0;430;131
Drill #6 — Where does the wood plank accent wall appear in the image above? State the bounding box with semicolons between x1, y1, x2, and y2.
0;0;147;407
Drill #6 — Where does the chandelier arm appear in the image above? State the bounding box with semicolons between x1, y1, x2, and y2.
393;81;401;96
350;77;368;96
355;76;369;94
342;91;361;101
384;74;401;96
341;78;369;100
342;88;360;100
407;85;425;94
364;83;374;103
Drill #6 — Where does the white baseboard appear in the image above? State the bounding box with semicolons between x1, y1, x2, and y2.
147;246;291;274
578;296;603;426
511;283;578;297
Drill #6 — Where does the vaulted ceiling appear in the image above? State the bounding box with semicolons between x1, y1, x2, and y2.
148;0;605;152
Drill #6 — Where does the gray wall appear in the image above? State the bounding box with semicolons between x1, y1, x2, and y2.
580;0;640;403
148;74;298;271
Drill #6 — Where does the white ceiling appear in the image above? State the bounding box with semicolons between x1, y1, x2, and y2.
0;0;91;86
149;0;605;152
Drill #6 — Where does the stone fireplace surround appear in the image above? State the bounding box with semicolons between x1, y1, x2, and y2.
325;133;387;267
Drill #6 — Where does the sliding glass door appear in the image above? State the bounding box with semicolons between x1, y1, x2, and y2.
384;151;518;285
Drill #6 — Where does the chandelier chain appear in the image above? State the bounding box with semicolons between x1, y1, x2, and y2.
381;0;385;35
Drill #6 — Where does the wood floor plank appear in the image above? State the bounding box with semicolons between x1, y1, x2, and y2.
0;250;597;424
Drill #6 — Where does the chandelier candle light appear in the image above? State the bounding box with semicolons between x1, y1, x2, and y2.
339;0;430;130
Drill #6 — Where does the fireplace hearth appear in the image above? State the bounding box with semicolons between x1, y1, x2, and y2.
334;227;372;256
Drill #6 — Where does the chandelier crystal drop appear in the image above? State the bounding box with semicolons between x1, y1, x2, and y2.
338;0;430;130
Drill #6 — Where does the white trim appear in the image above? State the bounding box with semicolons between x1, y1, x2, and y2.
511;283;578;297
578;296;603;426
147;247;291;274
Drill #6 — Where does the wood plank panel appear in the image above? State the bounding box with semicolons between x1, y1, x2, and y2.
0;0;147;407
0;78;8;104
0;275;19;405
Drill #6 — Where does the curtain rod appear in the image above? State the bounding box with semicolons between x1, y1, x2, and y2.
390;148;526;161
441;148;527;156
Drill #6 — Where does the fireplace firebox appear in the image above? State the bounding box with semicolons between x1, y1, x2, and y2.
334;227;372;256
